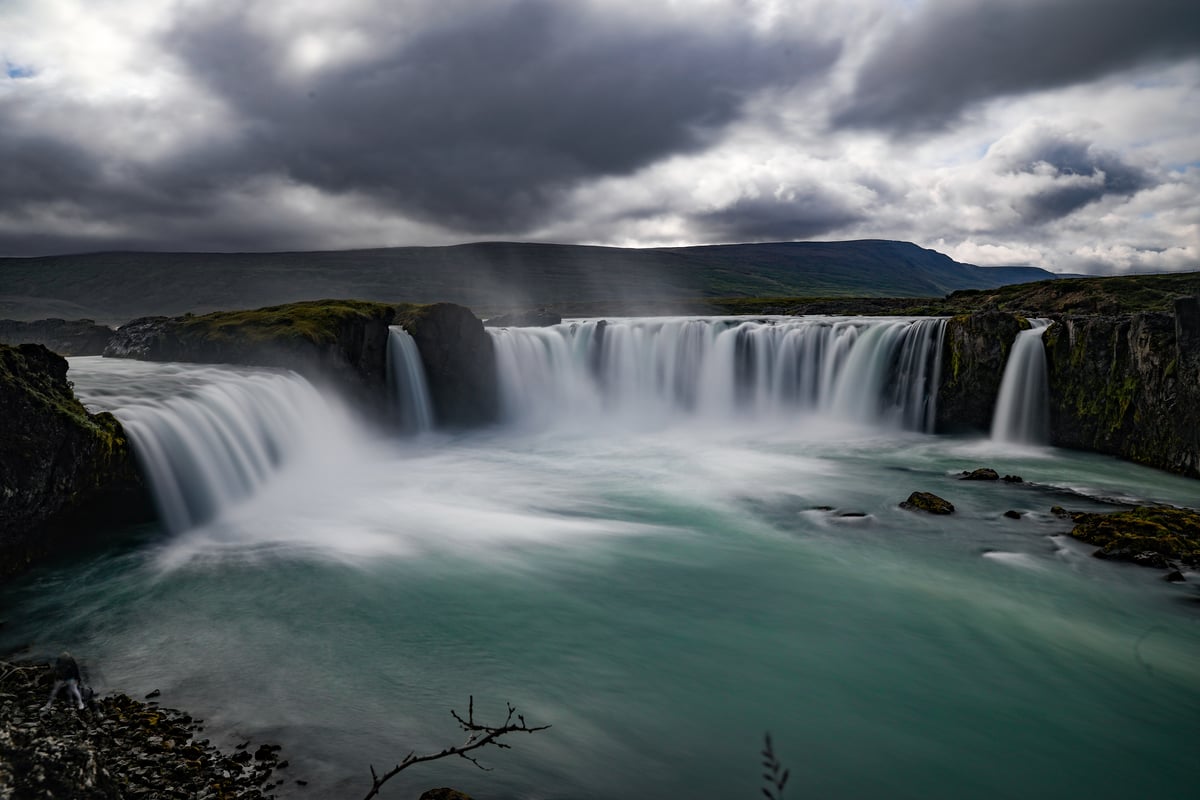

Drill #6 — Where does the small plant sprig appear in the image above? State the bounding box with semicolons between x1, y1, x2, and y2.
761;732;790;800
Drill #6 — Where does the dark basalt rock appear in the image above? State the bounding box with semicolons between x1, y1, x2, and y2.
484;308;562;327
104;299;500;427
1002;474;1024;483
1165;570;1186;583
1063;505;1200;569
900;492;955;515
0;318;114;356
396;303;498;427
0;344;151;582
1004;510;1023;519
1041;299;1200;478
420;789;474;800
936;311;1025;433
960;468;999;481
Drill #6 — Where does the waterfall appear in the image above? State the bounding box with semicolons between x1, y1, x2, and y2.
991;319;1052;445
115;371;357;533
488;316;946;431
387;326;435;433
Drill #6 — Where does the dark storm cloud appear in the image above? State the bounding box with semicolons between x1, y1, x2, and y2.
161;0;839;234
834;0;1200;131
693;193;864;241
999;129;1156;223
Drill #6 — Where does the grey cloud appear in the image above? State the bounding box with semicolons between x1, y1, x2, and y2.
835;0;1200;131
162;0;839;234
998;129;1156;223
692;193;864;242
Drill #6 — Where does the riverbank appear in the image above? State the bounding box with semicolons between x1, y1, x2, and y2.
0;659;292;799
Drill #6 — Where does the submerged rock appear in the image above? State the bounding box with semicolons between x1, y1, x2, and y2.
899;492;955;515
960;468;999;481
420;789;474;800
1002;474;1024;483
1063;505;1200;569
1004;510;1023;519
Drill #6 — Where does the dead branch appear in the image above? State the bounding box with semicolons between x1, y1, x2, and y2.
362;696;550;800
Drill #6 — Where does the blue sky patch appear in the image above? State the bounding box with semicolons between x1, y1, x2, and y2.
5;62;35;79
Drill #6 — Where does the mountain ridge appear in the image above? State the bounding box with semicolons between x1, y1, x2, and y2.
0;239;1059;323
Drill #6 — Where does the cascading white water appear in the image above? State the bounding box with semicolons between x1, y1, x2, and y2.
111;369;360;533
991;319;1052;445
387;326;435;433
488;316;947;431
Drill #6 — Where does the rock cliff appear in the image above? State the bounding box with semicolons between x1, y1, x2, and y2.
0;319;114;356
104;299;498;427
938;297;1200;478
936;311;1025;432
1043;298;1200;477
0;344;148;581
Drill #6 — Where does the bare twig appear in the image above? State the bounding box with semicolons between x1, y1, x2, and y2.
362;696;549;800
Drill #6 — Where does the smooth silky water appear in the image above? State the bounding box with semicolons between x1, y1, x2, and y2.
3;317;1199;799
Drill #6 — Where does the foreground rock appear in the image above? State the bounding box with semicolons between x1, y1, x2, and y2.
900;492;955;515
959;468;999;481
0;319;114;356
0;344;149;582
0;661;286;799
1061;505;1200;569
104;299;498;426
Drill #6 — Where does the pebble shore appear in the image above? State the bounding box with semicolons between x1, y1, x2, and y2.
0;660;293;799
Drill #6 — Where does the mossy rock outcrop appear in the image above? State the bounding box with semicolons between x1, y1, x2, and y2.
1043;299;1200;477
936;311;1025;433
1063;506;1200;568
900;492;955;515
0;344;149;581
104;298;499;427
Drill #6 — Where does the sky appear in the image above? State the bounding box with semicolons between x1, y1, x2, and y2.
0;0;1198;273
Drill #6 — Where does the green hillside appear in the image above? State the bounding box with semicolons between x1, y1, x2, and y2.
0;239;1056;323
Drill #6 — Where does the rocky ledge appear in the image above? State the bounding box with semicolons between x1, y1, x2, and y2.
0;661;290;799
0;343;150;582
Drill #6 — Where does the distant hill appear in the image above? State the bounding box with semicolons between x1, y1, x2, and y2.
0;239;1058;323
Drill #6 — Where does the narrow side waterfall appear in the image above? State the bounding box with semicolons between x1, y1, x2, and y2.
387;326;435;433
488;316;947;431
114;370;358;533
991;319;1052;444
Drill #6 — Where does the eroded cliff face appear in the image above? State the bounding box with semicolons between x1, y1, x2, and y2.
1043;298;1200;477
0;344;149;581
395;302;498;427
0;318;114;356
938;299;1200;478
104;299;498;427
936;311;1025;433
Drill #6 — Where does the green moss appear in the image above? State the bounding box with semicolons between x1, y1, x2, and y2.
1067;506;1200;566
177;299;397;348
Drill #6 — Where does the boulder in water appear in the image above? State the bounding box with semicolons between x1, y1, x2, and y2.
960;468;999;481
1002;474;1024;483
900;492;955;515
1003;510;1023;519
1064;505;1200;569
420;790;474;800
